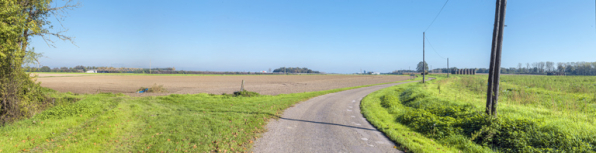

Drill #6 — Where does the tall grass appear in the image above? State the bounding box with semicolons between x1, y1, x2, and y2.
362;75;596;152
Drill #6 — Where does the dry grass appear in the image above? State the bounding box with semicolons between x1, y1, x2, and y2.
138;84;168;93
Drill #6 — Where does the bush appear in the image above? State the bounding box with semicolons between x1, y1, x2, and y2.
233;90;260;97
138;84;168;93
36;94;119;120
380;95;400;108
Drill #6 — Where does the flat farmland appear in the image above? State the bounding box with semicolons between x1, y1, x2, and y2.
34;73;409;96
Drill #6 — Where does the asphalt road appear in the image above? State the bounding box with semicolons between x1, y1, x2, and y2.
253;81;417;153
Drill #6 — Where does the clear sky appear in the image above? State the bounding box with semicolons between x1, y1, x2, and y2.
31;0;596;73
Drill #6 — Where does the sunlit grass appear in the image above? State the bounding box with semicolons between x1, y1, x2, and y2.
0;77;421;152
362;75;596;152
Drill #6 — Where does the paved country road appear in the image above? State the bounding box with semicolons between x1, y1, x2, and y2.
253;81;419;153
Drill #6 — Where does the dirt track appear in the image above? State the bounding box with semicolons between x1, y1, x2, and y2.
34;74;409;96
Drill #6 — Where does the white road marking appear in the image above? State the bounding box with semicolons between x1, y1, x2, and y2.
361;138;368;141
351;116;355;118
347;109;352;111
348;106;353;108
352;100;356;102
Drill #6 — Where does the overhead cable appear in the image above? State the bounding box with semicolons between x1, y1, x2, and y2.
424;0;450;32
425;36;446;59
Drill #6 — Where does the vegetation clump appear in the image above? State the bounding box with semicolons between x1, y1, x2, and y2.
0;0;79;124
273;67;320;73
232;90;260;97
380;95;400;108
137;84;168;93
361;75;596;152
397;88;594;152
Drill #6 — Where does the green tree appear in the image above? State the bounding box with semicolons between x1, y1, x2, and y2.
40;66;50;72
273;67;320;73
416;61;429;72
0;0;79;124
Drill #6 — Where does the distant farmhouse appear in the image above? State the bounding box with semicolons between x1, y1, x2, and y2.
86;69;97;73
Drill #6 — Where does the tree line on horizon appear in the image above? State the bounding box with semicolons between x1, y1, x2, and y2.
272;67;320;73
25;65;323;75
428;61;596;76
26;65;174;73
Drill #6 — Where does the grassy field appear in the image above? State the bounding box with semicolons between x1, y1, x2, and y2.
361;75;596;152
0;77;421;152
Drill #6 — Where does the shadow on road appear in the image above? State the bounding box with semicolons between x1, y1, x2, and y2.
279;117;377;131
205;110;378;131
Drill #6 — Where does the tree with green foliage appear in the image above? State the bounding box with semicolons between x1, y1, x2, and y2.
39;66;50;72
0;0;79;124
416;61;428;73
273;67;319;73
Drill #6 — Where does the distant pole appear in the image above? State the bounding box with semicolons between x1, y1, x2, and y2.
447;58;449;77
241;80;245;91
486;0;507;117
423;32;426;83
150;60;152;74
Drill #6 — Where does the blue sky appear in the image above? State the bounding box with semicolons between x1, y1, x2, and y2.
31;0;596;73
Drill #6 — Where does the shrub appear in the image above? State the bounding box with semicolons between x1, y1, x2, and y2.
381;95;400;108
36;94;119;120
138;83;168;93
233;90;260;97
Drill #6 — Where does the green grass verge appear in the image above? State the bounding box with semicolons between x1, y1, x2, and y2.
0;77;421;152
361;75;596;152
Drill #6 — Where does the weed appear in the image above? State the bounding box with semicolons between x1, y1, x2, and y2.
232;90;260;97
137;83;168;93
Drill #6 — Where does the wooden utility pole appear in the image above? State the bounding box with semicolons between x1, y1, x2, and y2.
423;32;425;83
150;60;152;74
486;0;507;117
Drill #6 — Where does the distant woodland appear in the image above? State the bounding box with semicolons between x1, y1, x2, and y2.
272;67;320;73
24;66;323;74
427;61;596;76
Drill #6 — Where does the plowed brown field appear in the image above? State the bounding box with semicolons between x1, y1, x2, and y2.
34;73;409;97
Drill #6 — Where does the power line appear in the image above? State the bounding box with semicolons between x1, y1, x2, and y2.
425;36;446;59
424;0;450;32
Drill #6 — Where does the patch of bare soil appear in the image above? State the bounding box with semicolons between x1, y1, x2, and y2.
35;74;409;97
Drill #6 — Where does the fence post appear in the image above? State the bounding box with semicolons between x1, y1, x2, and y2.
240;80;245;91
